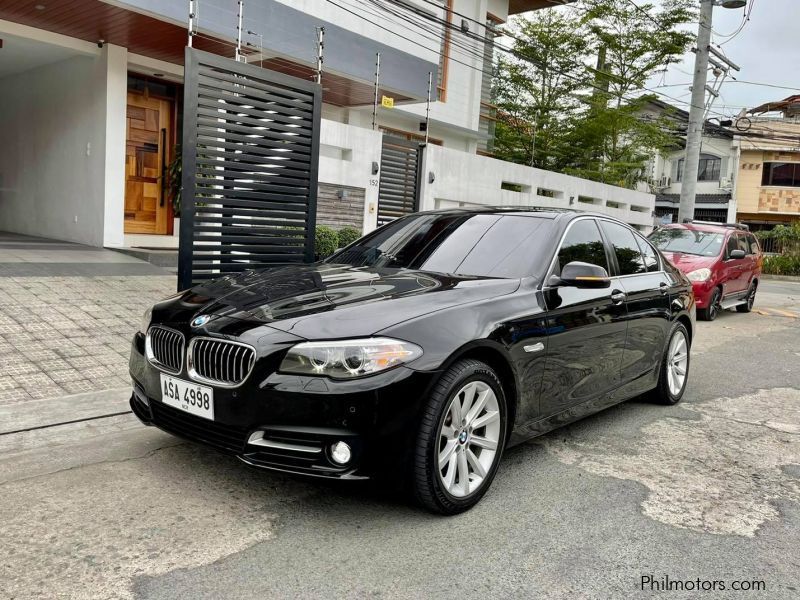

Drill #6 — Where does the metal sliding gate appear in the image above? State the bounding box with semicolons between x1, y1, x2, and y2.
377;137;422;227
178;48;321;290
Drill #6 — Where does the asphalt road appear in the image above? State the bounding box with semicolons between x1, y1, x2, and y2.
1;280;799;599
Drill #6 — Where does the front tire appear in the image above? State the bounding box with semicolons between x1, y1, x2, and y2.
411;359;507;515
698;287;721;321
650;322;690;405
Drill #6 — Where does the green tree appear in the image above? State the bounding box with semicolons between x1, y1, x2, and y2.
493;9;589;170
563;0;694;187
492;0;694;188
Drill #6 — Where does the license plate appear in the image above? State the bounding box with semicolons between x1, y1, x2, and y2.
159;374;214;421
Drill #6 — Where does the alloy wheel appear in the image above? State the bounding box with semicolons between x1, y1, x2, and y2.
709;291;720;320
667;330;689;396
747;285;756;309
437;381;501;498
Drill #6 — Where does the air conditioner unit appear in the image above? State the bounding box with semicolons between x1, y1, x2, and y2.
720;177;732;190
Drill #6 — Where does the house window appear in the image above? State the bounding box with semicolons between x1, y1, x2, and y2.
761;162;800;187
676;153;721;182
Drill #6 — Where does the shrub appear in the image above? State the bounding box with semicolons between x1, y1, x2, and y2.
762;254;800;276
315;226;339;259
337;226;362;248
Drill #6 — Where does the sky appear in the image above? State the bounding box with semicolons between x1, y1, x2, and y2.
643;0;800;118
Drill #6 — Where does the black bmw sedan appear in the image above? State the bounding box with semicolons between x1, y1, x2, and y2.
130;208;695;514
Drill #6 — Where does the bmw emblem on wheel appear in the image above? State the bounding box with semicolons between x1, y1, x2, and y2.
191;314;211;328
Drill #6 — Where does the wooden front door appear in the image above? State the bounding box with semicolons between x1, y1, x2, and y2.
124;92;172;234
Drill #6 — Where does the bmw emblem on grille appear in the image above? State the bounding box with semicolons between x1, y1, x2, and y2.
191;314;212;328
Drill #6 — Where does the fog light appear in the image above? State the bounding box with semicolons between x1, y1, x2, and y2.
330;441;352;465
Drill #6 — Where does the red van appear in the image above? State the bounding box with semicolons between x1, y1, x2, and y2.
649;221;762;321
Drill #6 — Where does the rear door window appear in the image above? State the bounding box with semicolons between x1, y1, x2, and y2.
736;233;750;253
598;220;645;275
746;233;760;254
634;233;660;272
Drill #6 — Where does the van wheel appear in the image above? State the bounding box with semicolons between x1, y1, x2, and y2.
736;282;757;313
411;359;507;515
698;288;721;321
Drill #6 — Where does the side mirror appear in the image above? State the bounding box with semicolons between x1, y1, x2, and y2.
555;261;611;289
729;249;746;260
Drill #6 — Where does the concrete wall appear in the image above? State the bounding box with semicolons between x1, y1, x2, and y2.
348;0;491;150
736;149;765;215
0;54;110;246
318;119;383;233
317;184;366;231
736;148;800;221
420;145;655;231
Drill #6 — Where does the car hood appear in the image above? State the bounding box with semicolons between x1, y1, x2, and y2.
660;251;717;273
170;263;520;340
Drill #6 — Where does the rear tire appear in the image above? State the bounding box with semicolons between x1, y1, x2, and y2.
650;322;690;405
736;281;757;313
698;287;721;321
411;359;507;515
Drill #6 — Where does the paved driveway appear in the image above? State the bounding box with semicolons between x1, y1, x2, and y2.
0;232;174;405
0;274;798;599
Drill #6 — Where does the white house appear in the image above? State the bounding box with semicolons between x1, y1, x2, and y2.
0;0;655;251
640;98;736;224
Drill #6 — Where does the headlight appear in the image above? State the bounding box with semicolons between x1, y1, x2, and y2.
140;306;153;334
280;337;423;379
686;268;711;282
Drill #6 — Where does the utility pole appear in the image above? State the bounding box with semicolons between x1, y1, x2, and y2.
679;0;744;223
678;0;713;224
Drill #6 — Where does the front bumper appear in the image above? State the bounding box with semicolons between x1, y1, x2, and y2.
691;280;716;308
129;332;438;479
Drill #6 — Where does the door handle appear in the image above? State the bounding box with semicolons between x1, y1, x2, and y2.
159;127;167;207
611;290;626;305
659;282;669;295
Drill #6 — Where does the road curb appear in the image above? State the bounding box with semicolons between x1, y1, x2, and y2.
761;274;800;282
0;388;132;435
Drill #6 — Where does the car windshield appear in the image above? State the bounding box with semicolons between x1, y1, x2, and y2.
326;213;554;278
649;228;724;257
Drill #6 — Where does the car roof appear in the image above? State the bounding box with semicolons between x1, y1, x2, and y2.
657;222;739;235
416;206;632;227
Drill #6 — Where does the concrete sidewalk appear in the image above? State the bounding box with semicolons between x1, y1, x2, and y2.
0;231;175;413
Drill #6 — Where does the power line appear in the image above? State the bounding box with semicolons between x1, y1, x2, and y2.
621;0;664;30
717;0;755;44
327;0;742;123
728;80;800;93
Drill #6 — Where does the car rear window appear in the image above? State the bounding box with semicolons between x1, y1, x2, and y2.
649;228;724;257
328;213;554;278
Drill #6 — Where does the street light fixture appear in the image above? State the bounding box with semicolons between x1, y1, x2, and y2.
718;1;747;8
